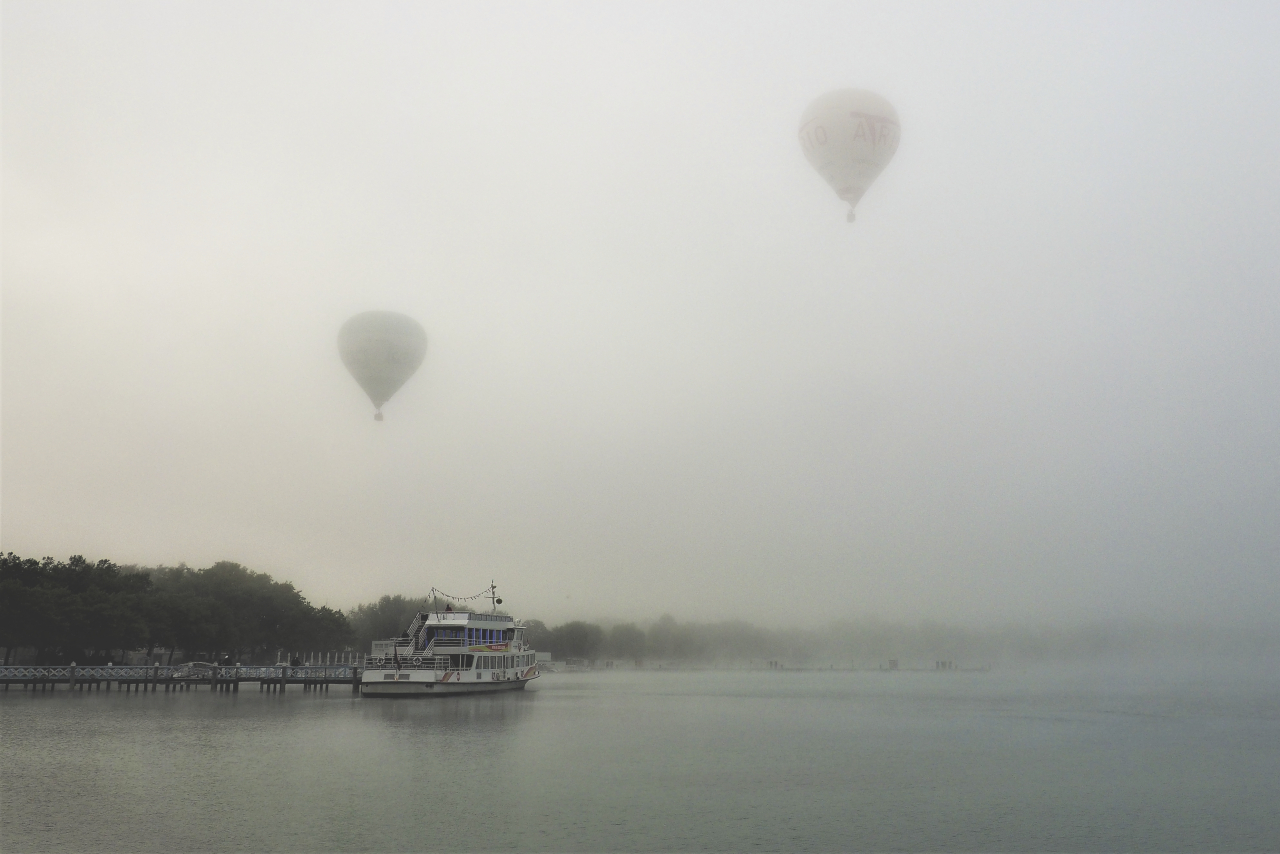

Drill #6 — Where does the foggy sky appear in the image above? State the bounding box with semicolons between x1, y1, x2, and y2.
4;1;1278;627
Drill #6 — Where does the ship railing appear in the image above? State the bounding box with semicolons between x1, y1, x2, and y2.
363;655;450;671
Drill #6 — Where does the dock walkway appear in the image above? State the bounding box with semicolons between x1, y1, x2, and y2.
0;664;360;693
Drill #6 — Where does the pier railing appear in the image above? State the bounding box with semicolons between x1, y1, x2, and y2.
0;664;361;693
0;664;358;681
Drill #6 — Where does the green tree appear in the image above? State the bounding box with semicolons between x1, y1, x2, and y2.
0;555;71;663
645;614;708;660
521;619;550;652
603;623;647;660
346;594;464;654
548;621;604;660
45;556;151;662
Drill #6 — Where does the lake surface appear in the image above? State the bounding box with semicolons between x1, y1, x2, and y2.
3;664;1278;852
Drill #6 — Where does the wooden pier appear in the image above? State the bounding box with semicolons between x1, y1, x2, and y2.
0;664;361;694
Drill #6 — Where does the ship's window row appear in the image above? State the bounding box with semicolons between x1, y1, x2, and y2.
464;628;509;644
476;654;535;669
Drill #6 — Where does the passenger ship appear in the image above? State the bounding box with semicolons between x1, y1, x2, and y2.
360;595;539;697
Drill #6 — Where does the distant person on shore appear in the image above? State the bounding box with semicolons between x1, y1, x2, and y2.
290;656;300;667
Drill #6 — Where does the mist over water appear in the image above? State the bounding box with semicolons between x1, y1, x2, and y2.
5;666;1279;852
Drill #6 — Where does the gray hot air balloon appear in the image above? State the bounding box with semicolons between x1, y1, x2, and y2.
338;311;427;421
799;89;900;222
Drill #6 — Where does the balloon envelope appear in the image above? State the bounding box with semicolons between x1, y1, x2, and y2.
799;89;899;220
338;311;427;419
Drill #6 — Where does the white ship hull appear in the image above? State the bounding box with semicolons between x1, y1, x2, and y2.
360;666;539;698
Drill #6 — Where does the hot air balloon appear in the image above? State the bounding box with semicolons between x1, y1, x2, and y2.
338;311;427;421
798;89;899;222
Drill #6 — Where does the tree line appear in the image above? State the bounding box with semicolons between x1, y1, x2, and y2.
0;554;352;665
517;616;778;663
9;554;1266;669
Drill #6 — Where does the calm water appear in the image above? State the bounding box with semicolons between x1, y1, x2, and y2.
2;665;1278;852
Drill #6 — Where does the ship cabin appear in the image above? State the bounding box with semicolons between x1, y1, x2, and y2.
367;611;535;675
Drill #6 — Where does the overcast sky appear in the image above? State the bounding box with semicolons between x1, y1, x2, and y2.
4;1;1278;627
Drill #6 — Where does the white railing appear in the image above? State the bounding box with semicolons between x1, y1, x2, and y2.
0;665;358;681
363;655;449;671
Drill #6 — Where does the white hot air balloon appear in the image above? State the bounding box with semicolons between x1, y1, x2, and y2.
338;311;427;421
799;89;899;222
